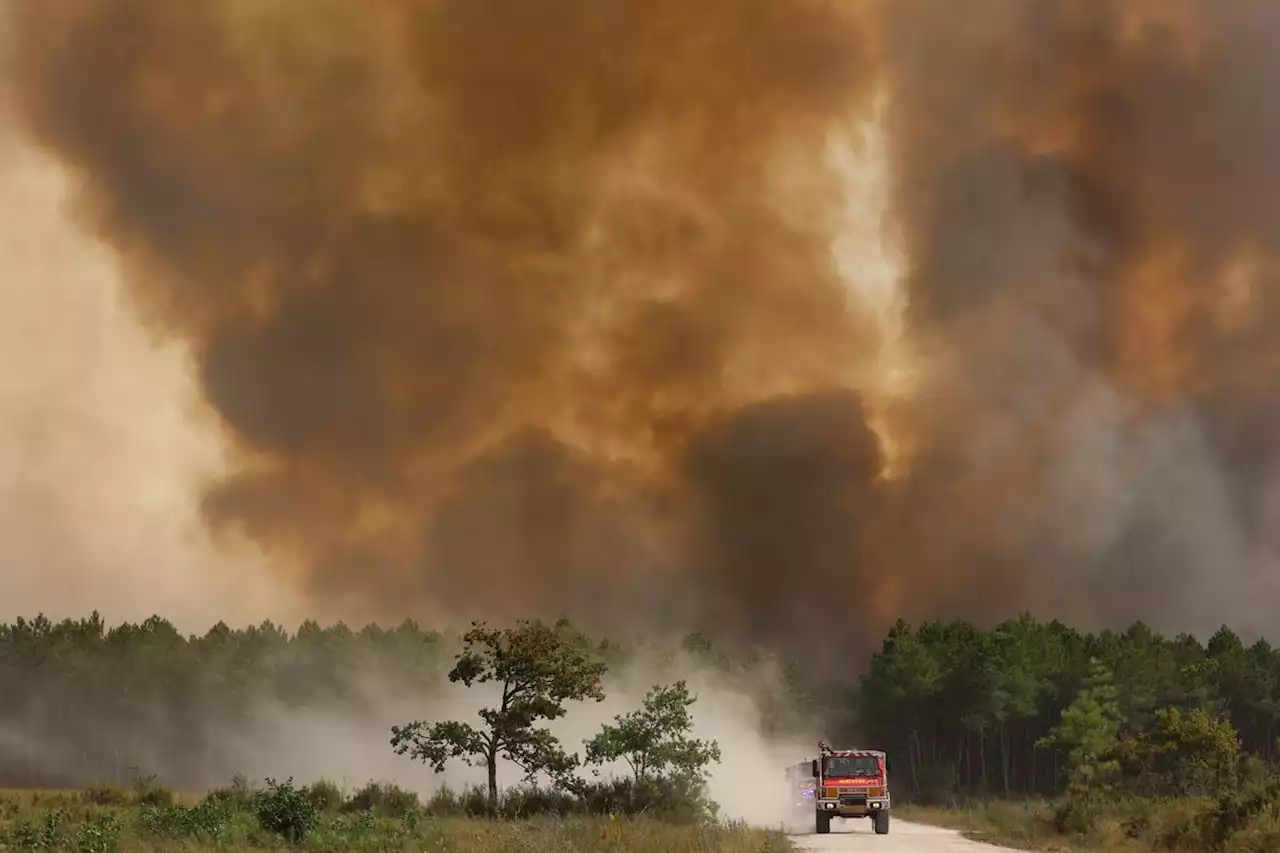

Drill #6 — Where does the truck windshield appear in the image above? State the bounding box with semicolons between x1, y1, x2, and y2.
825;755;880;777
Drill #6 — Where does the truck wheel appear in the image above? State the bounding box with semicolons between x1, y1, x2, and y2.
873;810;890;835
815;811;831;834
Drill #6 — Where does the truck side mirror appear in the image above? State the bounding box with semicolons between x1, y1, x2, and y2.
886;759;893;773
811;759;819;778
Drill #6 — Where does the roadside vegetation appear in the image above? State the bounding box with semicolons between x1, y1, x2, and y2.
862;616;1280;851
0;777;789;853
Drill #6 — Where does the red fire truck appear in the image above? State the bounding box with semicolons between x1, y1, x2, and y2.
796;741;892;835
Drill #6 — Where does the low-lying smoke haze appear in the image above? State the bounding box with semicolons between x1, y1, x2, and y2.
4;0;1280;657
220;655;816;825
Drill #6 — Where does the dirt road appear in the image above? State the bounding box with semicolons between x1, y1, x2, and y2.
788;819;1024;852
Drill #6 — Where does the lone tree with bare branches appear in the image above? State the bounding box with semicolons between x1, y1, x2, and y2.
390;619;607;812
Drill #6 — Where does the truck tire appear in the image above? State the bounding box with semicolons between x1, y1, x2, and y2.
815;811;831;834
873;810;890;835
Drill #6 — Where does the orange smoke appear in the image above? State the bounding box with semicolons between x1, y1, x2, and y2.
5;0;1280;655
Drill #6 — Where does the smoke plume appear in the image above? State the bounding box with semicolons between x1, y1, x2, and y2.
4;0;1280;654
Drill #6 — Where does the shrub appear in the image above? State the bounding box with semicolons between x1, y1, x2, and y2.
80;782;132;807
252;777;320;843
343;780;419;816
137;799;233;841
423;784;491;817
79;774;173;808
1052;793;1103;835
7;808;72;849
499;783;578;818
577;777;718;823
1222;816;1280;853
130;773;175;807
1189;777;1280;850
416;778;718;822
204;772;255;809
74;812;121;853
307;778;345;812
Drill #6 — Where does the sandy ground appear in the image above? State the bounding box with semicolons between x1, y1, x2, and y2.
788;817;1024;852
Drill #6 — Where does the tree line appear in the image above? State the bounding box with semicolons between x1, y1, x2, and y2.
856;614;1280;803
4;609;1279;803
0;612;811;791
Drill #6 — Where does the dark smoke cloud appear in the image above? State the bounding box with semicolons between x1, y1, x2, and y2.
4;0;880;652
7;0;1280;657
685;390;885;656
877;0;1280;635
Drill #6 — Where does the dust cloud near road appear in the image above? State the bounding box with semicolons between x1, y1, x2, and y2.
788;819;1023;853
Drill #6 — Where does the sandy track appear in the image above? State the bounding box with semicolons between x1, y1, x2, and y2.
787;818;1024;852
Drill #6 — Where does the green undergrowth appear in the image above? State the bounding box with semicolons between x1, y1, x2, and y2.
896;800;1063;849
898;779;1280;853
0;778;791;853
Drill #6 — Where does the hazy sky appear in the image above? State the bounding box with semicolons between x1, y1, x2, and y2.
0;91;297;630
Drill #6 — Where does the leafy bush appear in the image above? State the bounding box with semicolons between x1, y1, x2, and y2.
0;807;116;853
6;808;70;850
73;812;121;853
137;798;232;841
251;776;320;842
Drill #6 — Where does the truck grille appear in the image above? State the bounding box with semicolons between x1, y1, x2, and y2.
824;785;886;799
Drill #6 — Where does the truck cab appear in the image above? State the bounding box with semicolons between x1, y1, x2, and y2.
808;746;892;835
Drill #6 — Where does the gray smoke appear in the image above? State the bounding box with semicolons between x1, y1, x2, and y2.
3;0;1280;652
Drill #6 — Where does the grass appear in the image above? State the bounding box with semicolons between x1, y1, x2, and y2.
896;800;1077;850
0;784;793;853
897;789;1280;853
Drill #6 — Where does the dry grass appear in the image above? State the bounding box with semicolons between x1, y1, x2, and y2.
896;801;1082;851
0;787;793;853
897;794;1280;853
